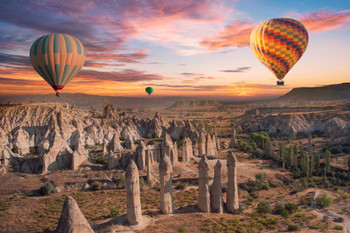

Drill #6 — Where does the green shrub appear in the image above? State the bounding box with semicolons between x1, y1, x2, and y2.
273;201;285;214
0;199;9;211
91;181;102;191
139;177;145;188
287;224;299;231
151;132;158;138
119;136;126;141
110;207;121;217
335;225;343;230
257;201;271;214
126;145;131;149
118;174;126;188
285;203;298;214
280;209;290;219
39;182;56;196
148;140;155;145
222;186;227;193
147;179;153;187
84;144;89;149
343;146;350;154
175;183;185;190
316;194;333;208
178;225;187;233
330;146;342;154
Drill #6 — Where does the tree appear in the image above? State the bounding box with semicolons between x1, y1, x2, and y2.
309;153;315;176
324;150;331;174
314;153;320;176
300;151;310;177
348;157;350;179
279;144;286;169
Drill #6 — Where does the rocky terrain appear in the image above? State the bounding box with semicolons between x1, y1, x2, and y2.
238;103;350;138
0;102;219;174
168;100;223;111
276;82;350;104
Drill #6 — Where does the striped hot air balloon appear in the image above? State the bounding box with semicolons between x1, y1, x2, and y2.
250;18;308;85
30;33;86;96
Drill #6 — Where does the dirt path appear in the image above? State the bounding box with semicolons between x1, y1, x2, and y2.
314;209;350;233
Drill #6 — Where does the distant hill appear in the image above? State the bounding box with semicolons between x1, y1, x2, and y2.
0;93;194;111
278;83;350;102
168;100;222;111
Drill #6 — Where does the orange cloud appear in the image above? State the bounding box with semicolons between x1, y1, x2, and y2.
299;10;350;32
201;9;350;50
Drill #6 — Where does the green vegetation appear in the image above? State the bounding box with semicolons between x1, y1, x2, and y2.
151;132;158;138
316;194;333;208
90;152;108;165
175;183;186;190
178;225;187;233
118;174;126;188
39;182;56;196
110;207;121;217
257;201;271;214
119;136;126;141
204;122;212;134
147;140;155;145
139;177;145;189
91;181;102;191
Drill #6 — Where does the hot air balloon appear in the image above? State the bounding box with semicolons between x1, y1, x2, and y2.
30;33;86;96
250;18;308;85
145;87;153;95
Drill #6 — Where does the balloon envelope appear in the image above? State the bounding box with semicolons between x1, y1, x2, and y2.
30;33;86;92
250;18;308;81
145;87;153;95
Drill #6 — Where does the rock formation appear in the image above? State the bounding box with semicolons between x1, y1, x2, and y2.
103;104;119;120
146;150;153;181
126;160;142;225
206;133;217;158
56;196;94;233
136;141;146;170
229;125;237;148
159;154;174;214
227;152;239;212
146;112;164;138
198;155;210;212
211;160;223;213
161;133;178;164
182;137;193;163
198;132;206;156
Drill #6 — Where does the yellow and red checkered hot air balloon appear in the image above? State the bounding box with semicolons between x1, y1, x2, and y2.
250;18;308;85
30;33;86;96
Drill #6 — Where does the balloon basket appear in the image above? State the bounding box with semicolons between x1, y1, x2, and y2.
277;80;284;86
56;92;61;97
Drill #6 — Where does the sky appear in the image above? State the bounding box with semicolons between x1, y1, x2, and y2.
0;0;349;99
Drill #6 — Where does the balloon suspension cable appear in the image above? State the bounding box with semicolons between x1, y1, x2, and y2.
56;91;61;97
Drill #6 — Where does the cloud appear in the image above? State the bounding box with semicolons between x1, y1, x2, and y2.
180;72;205;76
77;69;166;83
220;67;251;73
200;21;255;50
143;83;229;91
0;53;31;67
0;0;231;57
298;10;350;32
201;9;350;51
0;77;43;85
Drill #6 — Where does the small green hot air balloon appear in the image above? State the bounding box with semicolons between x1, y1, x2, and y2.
145;87;153;95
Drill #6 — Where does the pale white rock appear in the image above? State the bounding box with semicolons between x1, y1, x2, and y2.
198;155;210;212
126;160;142;225
211;160;223;213
56;196;94;233
159;154;174;214
227;152;239;212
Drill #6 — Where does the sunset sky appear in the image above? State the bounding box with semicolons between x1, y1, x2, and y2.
0;0;349;98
